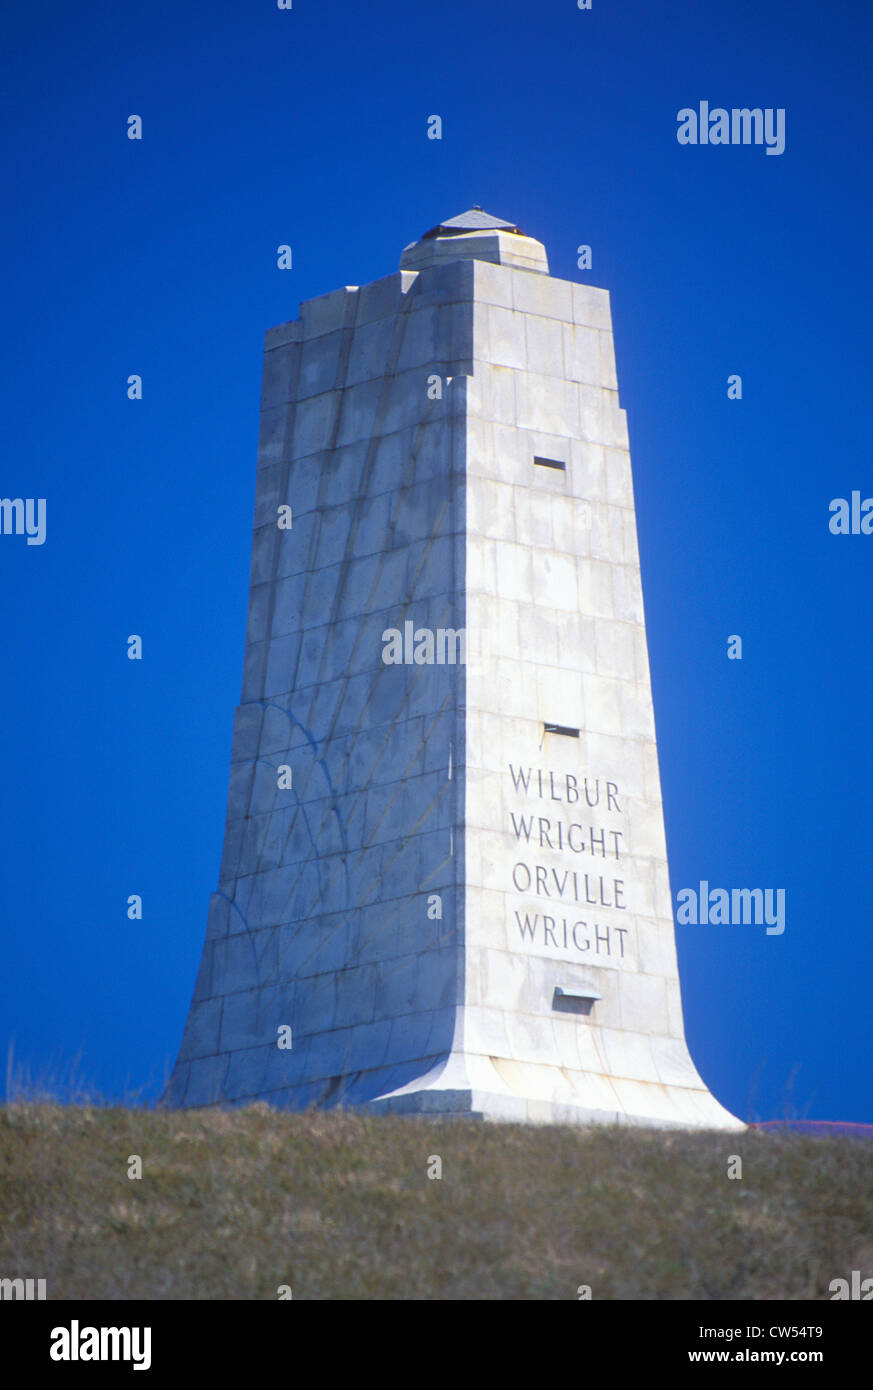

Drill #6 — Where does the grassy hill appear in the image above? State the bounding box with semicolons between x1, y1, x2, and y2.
1;1103;871;1300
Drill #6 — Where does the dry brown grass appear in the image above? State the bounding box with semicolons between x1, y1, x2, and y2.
1;1103;871;1300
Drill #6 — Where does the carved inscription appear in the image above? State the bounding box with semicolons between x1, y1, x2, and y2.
506;764;633;966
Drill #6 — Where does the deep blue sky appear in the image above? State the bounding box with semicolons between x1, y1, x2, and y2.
2;0;871;1122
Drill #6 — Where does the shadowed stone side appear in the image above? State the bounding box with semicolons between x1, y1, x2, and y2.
167;262;473;1110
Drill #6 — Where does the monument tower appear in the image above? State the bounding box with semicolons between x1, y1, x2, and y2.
166;208;742;1129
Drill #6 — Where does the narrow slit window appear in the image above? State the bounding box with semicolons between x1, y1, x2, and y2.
544;722;579;738
533;455;566;471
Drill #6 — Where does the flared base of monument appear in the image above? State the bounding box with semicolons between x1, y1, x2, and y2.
365;1052;745;1131
164;1037;744;1129
363;1089;743;1129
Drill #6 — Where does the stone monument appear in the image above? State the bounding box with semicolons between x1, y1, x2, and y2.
166;208;743;1129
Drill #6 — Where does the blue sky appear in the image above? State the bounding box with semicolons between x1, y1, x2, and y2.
1;0;871;1121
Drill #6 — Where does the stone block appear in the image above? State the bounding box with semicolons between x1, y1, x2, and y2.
261;349;299;415
297;330;343;400
292;392;340;458
185;1054;229;1108
512;270;573;321
346;319;394;387
301;286;353;340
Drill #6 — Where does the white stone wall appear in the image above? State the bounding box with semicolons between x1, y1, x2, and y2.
460;259;737;1126
167;265;476;1109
